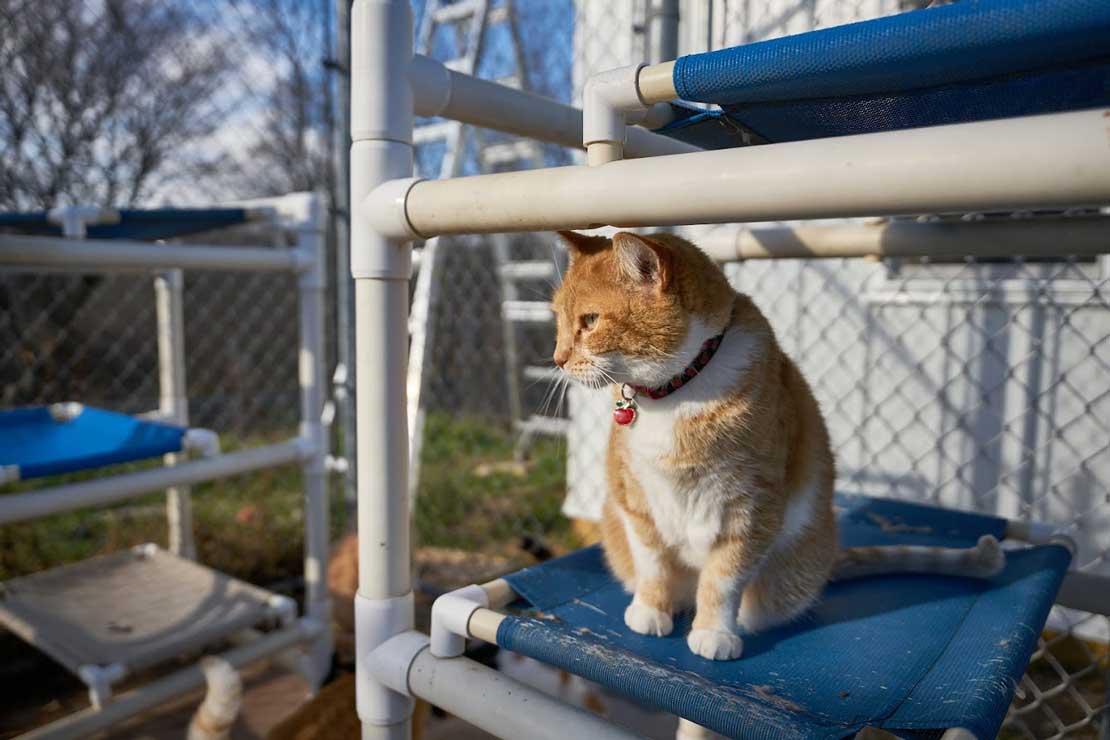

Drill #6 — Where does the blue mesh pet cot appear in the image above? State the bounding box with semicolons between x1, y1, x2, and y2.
0;207;252;241
0;405;198;483
0;205;241;484
492;496;1071;739
0;193;332;735
655;0;1110;149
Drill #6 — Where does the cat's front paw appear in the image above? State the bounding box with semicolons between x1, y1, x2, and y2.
687;628;743;660
624;601;673;636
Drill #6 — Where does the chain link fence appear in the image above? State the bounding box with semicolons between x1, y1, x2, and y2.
713;242;1110;740
1;0;1106;737
0;0;340;437
0;0;342;595
408;1;1108;737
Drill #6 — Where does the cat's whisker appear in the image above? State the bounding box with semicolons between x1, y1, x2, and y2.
549;245;564;287
523;365;559;393
553;376;571;417
582;359;621;390
550;373;572;414
538;374;565;419
595;367;620;388
645;346;682;360
535;370;567;420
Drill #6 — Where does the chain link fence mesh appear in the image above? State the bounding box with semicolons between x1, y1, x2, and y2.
1;0;1106;736
713;245;1110;739
0;0;341;607
0;227;323;582
408;1;1108;737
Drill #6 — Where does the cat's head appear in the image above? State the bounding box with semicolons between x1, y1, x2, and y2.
551;231;734;390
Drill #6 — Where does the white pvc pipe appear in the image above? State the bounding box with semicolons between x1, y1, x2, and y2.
406;238;440;500
637;60;678;103
19;620;320;740
403;647;641;740
698;216;1110;262
354;279;413;731
47;205;120;239
0;440;307;525
409;54;696;159
940;730;978;740
583;64;646;164
154;269;195;560
430;584;488;658
0;235;306;272
296;196;333;688
351;1;415;737
376;109;1110;237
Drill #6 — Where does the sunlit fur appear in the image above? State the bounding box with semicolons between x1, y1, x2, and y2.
552;231;1001;662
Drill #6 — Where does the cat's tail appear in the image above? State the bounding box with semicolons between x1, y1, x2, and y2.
831;535;1005;581
187;656;242;740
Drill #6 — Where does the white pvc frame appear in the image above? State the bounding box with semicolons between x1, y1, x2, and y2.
155;268;195;559
350;2;1110;738
0;192;333;737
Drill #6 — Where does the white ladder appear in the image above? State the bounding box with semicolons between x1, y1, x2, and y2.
407;0;487;498
407;0;567;498
496;246;570;460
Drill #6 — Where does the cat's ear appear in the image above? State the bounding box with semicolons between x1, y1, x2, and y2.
557;230;609;260
612;232;671;290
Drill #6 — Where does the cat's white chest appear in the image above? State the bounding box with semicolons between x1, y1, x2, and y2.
615;320;756;567
626;403;722;567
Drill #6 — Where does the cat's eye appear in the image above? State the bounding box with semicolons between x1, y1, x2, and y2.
580;313;599;330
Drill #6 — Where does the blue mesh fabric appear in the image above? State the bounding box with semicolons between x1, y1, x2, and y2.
499;495;1071;739
661;0;1110;146
0;208;251;241
0;406;187;479
728;61;1110;143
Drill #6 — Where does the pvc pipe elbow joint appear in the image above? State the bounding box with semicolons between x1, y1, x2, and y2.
583;64;647;150
430;584;489;657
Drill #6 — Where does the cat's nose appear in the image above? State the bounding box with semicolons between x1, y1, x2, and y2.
553;348;570;368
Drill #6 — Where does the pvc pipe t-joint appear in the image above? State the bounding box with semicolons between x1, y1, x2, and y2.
583;64;646;165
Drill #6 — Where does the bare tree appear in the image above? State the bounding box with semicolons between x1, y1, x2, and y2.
0;0;232;209
227;0;332;198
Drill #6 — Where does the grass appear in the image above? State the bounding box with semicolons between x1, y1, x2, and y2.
414;412;570;552
0;414;569;584
0;433;346;585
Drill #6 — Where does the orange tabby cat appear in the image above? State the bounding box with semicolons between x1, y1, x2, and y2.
552;230;1003;662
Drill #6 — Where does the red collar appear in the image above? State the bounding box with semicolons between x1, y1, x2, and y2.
630;331;726;400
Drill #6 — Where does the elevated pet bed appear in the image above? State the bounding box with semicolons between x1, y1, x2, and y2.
0;207;253;241
655;0;1110;149
0;545;294;686
0;404;216;484
488;495;1072;739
